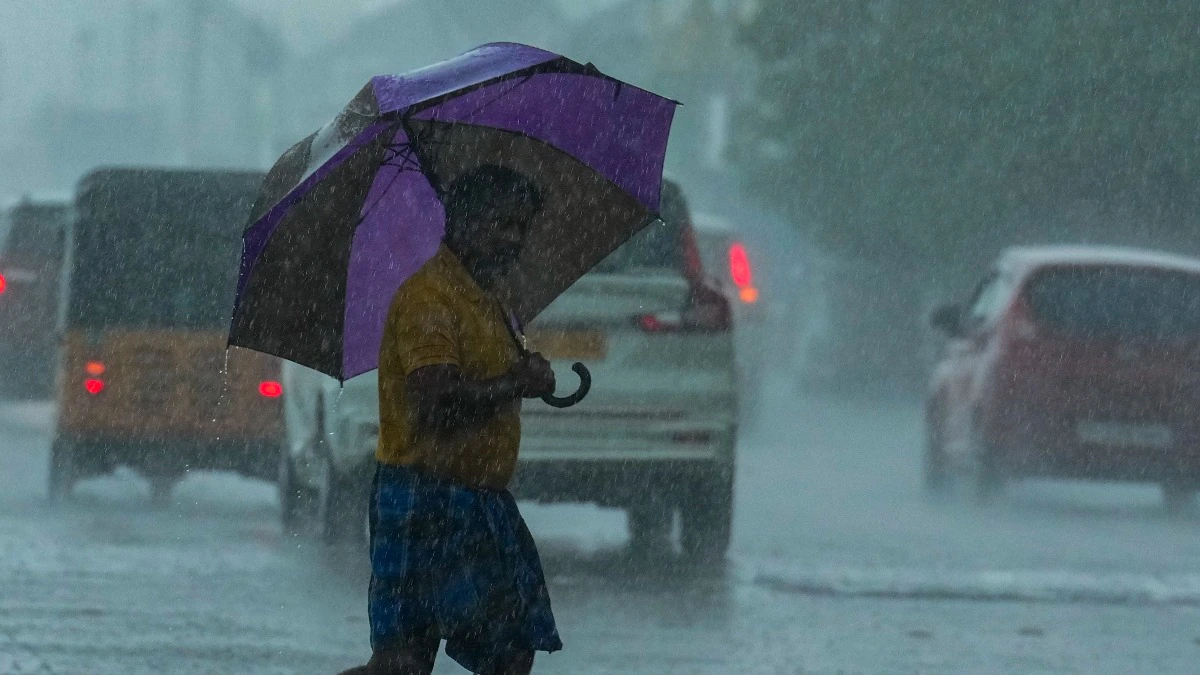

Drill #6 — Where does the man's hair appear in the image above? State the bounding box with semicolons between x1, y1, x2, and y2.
441;164;543;238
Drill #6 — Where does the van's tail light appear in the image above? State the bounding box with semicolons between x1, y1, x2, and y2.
259;381;283;398
0;274;6;295
729;242;759;304
82;361;106;395
635;283;731;333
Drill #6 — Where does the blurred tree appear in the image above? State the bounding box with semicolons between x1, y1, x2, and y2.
736;0;1200;392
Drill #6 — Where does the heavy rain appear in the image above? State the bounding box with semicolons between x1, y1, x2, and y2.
2;1;1200;673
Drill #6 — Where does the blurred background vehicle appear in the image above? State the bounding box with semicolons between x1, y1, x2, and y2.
49;167;281;504
280;179;739;560
691;212;766;419
926;246;1200;512
0;195;70;400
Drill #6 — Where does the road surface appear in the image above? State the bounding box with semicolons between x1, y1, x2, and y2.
2;381;1199;673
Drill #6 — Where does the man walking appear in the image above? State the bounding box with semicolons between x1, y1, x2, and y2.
342;165;561;674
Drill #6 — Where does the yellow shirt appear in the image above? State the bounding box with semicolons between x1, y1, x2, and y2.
375;245;522;489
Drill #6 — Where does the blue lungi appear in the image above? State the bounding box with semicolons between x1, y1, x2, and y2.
368;462;561;672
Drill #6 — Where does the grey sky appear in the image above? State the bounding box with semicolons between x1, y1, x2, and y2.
231;0;625;52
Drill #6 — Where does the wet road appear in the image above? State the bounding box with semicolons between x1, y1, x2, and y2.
3;382;1200;674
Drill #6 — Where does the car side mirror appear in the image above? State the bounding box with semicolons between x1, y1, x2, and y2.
930;302;964;337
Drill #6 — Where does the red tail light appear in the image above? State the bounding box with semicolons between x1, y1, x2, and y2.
729;242;759;304
0;274;6;295
84;378;104;395
258;381;283;398
729;243;752;286
85;361;106;376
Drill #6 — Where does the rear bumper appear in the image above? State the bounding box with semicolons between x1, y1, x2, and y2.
58;433;278;480
508;458;733;507
997;442;1200;483
984;394;1200;484
331;421;736;507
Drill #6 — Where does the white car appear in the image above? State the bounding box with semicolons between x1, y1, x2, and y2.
278;181;739;559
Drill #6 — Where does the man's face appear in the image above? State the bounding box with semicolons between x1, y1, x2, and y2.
460;197;536;283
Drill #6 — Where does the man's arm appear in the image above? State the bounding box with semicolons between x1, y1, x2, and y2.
406;353;555;433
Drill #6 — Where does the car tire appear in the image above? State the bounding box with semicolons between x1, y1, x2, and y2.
48;437;78;503
317;454;368;546
680;470;734;563
1161;483;1195;515
278;447;316;536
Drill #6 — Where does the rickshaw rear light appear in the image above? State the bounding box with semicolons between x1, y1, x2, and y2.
84;378;104;395
258;381;283;398
85;361;106;376
0;274;6;295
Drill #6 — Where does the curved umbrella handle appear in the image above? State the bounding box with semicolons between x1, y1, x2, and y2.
541;362;591;408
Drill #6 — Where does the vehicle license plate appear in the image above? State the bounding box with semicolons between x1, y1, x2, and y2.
526;329;607;360
1076;421;1173;448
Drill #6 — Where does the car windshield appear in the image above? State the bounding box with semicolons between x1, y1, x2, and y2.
1025;266;1200;340
592;180;690;276
591;217;684;275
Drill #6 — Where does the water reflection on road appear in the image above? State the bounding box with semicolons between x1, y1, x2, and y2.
4;395;1200;673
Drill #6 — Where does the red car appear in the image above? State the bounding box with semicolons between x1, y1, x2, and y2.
926;246;1200;511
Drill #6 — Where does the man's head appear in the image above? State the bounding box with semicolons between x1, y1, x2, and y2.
441;164;543;288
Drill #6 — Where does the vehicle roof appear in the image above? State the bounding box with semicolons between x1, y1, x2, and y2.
1000;245;1200;276
74;166;264;231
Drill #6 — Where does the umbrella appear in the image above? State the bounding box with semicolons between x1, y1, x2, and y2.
228;42;678;407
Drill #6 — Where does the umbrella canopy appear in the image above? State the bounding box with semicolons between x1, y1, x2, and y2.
229;42;677;382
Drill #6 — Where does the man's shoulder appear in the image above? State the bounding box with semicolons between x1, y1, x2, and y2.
390;254;468;320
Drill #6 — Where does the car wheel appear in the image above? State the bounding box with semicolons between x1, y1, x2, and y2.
317;454;368;546
680;470;734;563
278;447;316;536
923;414;952;496
48;437;78;503
1161;483;1196;515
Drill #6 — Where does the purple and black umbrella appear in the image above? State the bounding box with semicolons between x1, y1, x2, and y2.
228;43;677;406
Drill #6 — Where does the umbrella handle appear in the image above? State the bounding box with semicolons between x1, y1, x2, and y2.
540;362;591;408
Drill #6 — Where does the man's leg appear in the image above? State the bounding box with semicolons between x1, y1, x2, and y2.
489;650;534;675
338;637;438;675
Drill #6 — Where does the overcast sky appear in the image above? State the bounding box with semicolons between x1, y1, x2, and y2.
231;0;626;52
